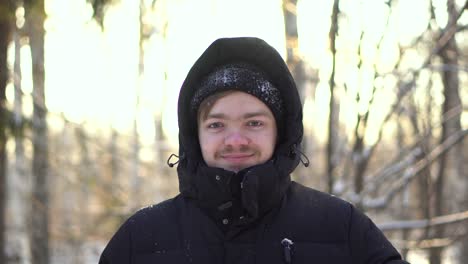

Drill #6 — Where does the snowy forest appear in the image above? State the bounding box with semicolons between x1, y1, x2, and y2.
0;0;467;263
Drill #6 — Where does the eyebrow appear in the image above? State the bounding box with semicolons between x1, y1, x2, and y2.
205;111;273;120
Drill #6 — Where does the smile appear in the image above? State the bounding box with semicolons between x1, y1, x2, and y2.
221;153;254;161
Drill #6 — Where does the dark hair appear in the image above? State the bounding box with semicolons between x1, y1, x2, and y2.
197;90;237;124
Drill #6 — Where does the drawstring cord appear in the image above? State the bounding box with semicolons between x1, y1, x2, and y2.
167;153;180;167
292;145;310;167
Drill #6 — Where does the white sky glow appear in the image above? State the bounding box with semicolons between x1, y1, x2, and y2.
5;0;467;163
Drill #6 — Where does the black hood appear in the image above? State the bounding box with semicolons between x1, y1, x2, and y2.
176;37;304;224
178;37;303;169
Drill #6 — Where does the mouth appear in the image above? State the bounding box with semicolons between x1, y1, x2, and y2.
221;153;254;162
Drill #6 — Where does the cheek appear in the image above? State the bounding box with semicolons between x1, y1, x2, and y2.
267;129;278;155
198;134;208;153
199;133;218;156
254;130;277;156
265;137;276;156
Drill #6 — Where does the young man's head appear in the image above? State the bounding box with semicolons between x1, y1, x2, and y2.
197;90;277;172
191;62;284;172
177;37;303;178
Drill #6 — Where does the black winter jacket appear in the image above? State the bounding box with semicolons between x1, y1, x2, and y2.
99;37;409;264
100;181;408;264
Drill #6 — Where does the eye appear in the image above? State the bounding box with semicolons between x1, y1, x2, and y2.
207;122;224;129
247;120;263;127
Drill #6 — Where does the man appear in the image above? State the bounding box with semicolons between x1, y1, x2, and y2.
99;37;409;263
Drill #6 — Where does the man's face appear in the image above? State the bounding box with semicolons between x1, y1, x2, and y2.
198;91;277;172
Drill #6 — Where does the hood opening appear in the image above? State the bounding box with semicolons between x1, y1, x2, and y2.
177;37;304;175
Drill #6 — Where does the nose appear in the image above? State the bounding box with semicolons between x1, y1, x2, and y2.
224;130;250;147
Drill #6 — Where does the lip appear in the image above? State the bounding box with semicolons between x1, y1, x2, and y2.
221;153;254;161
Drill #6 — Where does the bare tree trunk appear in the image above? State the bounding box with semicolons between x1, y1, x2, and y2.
0;1;14;261
0;48;7;264
25;0;49;263
458;149;468;264
410;83;434;256
153;2;169;177
131;118;140;210
75;126;94;264
440;2;465;264
129;0;147;210
326;0;340;193
430;1;462;263
109;129;120;194
9;21;31;264
0;116;6;264
282;0;306;102
396;117;410;259
282;0;313;184
58;120;80;264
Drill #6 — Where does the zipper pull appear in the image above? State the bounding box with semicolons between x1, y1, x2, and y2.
281;238;294;263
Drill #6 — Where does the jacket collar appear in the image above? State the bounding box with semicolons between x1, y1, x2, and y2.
177;152;297;228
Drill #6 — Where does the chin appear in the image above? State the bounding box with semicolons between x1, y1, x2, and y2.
222;166;242;173
224;164;253;173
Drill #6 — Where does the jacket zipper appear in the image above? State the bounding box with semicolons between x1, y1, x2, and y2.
281;238;294;263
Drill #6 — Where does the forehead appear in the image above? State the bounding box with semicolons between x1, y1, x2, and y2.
207;91;273;116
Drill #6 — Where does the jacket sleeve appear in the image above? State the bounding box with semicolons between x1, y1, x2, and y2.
99;219;133;264
348;205;410;264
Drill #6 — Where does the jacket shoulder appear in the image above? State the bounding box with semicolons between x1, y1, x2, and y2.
288;181;352;215
273;182;353;241
281;182;407;263
99;196;184;263
132;196;180;223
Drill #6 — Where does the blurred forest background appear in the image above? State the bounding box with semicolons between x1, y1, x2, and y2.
0;0;467;263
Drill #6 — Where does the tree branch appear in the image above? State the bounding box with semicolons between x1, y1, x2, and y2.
361;128;467;209
391;234;467;249
378;209;468;231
